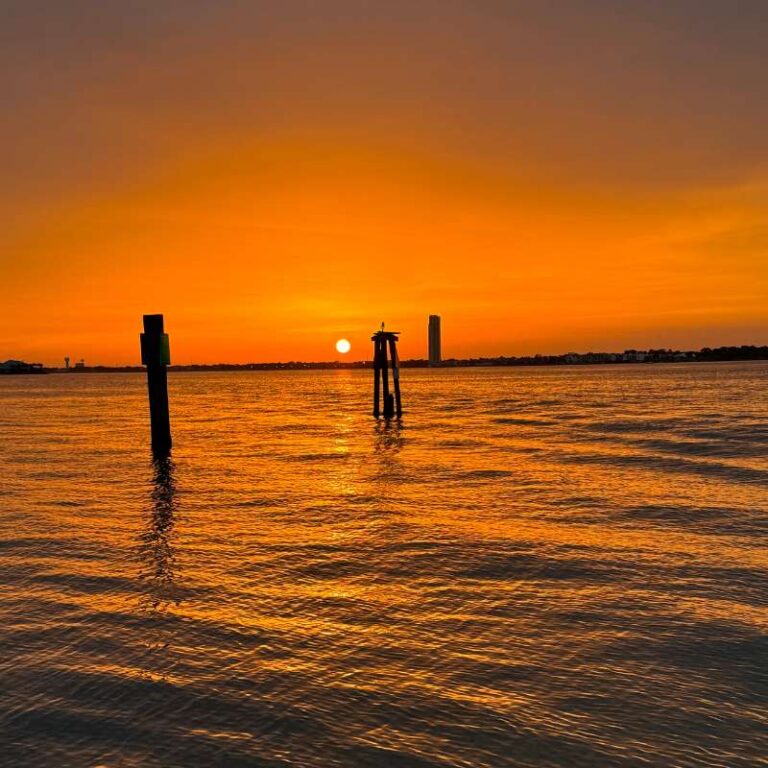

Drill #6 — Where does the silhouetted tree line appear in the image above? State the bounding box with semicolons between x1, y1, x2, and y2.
434;345;768;367
696;345;768;361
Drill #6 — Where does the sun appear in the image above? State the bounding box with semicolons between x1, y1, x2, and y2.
336;338;351;354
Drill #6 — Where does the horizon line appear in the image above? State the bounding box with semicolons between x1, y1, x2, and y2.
15;342;767;371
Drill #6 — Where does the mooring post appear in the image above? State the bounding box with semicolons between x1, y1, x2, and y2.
140;314;172;455
371;326;402;419
388;335;402;417
381;337;393;418
373;335;382;417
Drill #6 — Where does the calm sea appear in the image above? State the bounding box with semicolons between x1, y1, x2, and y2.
1;364;766;767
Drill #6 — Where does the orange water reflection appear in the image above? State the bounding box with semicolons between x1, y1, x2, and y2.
0;365;765;766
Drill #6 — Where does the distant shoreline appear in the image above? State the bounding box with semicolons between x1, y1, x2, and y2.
22;345;768;373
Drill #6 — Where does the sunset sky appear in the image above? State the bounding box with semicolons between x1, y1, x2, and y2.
2;1;767;364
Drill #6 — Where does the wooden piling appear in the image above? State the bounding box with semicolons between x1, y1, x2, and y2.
373;336;382;417
388;335;402;417
140;314;172;455
381;339;392;418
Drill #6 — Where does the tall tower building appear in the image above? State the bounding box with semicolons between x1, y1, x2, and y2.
428;315;441;366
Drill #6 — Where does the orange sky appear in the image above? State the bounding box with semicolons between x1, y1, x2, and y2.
2;2;767;365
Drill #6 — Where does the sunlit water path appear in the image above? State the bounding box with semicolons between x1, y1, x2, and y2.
1;365;766;767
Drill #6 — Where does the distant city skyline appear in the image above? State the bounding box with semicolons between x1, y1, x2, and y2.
8;326;768;369
9;342;767;374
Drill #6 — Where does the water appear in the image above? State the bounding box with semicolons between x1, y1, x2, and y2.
1;364;766;767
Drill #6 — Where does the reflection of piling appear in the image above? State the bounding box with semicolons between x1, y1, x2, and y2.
142;455;177;590
140;314;172;455
137;454;179;660
372;326;402;418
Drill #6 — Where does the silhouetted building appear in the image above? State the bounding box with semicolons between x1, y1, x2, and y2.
428;315;441;366
1;359;44;374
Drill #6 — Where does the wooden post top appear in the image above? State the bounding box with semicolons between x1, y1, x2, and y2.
371;330;400;342
143;314;165;334
141;314;171;366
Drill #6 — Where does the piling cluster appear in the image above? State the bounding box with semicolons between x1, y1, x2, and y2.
372;327;403;419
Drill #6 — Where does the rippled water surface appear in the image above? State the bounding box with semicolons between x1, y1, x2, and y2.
1;365;766;767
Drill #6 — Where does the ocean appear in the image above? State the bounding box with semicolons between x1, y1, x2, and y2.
1;364;766;767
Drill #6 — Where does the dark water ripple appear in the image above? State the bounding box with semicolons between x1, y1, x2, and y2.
1;364;766;767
